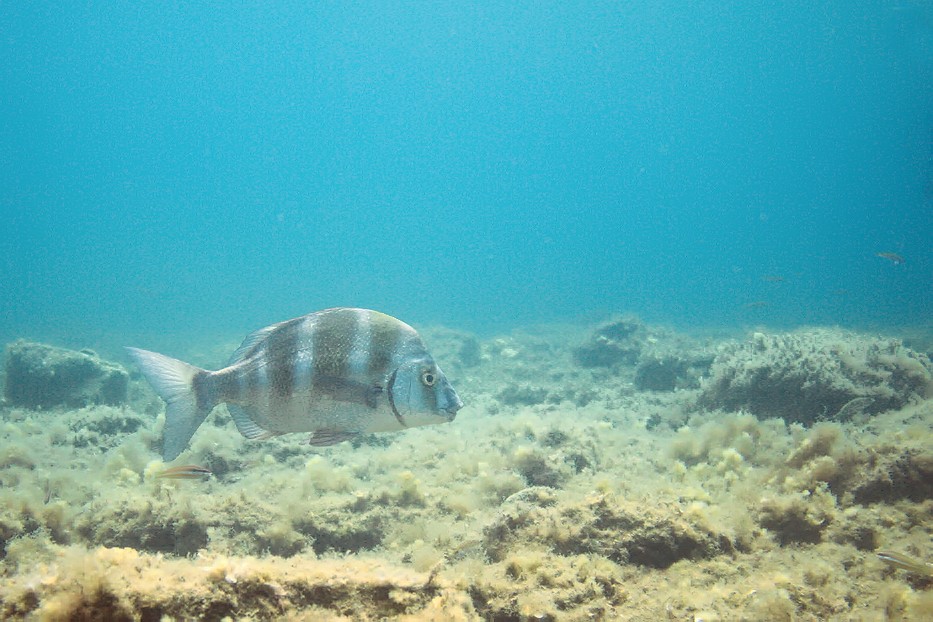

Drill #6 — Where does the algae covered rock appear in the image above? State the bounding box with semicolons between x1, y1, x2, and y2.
0;549;467;621
849;448;933;505
572;317;644;368
3;340;129;409
483;488;735;569
697;330;933;425
496;383;551;406
68;405;148;449
573;317;713;391
756;489;835;545
634;353;712;391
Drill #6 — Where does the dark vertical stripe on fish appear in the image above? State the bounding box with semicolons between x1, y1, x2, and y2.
192;370;212;411
212;369;234;403
368;312;402;379
312;308;357;384
266;316;304;401
422;367;438;413
245;351;267;398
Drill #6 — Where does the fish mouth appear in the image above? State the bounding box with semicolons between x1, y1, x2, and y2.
442;398;463;421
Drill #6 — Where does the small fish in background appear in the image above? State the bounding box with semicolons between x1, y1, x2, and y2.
155;464;212;480
742;301;770;309
876;252;905;265
876;550;933;577
761;275;786;283
128;308;463;461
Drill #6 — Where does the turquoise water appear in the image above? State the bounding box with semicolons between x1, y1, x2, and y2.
2;2;931;348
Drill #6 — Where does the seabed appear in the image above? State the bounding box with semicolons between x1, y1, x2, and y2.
0;319;931;620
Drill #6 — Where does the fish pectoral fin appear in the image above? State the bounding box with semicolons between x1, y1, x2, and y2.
307;429;359;446
318;375;382;409
227;405;275;440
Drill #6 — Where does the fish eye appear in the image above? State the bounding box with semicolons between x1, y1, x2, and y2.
421;370;436;386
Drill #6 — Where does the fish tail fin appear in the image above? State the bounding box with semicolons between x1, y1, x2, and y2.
126;347;216;461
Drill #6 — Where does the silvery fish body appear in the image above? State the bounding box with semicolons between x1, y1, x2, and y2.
128;308;463;461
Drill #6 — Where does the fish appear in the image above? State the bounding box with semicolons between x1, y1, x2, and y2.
876;252;905;265
128;308;463;461
761;275;786;283
876;550;933;577
155;464;212;480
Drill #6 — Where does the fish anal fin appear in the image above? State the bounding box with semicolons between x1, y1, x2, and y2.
227;404;275;440
308;429;358;446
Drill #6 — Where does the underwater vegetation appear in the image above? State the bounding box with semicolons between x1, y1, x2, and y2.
0;319;931;620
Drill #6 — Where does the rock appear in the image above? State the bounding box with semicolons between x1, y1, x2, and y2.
756;491;834;545
635;353;712;391
696;330;933;425
572;317;644;368
496;383;550;406
67;406;148;450
573;318;714;391
850;449;933;505
3;340;129;409
483;489;734;569
458;336;482;367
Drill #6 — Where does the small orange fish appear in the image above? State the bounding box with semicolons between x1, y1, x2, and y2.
155;464;212;480
876;252;905;265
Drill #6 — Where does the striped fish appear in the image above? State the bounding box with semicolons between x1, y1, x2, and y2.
128;308;463;461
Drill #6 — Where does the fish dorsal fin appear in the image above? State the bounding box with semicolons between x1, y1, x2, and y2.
226;404;278;440
227;324;279;365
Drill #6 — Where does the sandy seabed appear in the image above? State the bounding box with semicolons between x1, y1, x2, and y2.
0;319;931;621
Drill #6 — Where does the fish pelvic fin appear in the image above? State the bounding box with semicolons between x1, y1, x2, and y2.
126;347;216;461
